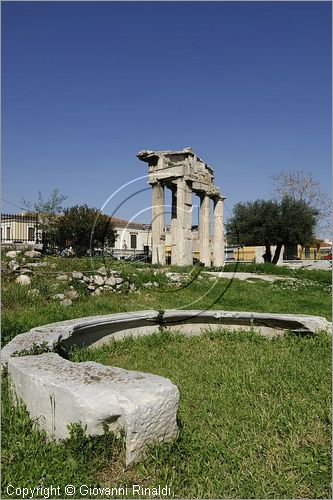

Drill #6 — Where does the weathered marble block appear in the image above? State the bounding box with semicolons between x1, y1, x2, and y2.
8;353;179;465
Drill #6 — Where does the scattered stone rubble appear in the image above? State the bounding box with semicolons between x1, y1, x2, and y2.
4;255;136;304
69;267;128;297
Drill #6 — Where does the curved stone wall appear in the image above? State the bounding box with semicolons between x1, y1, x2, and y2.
3;310;331;465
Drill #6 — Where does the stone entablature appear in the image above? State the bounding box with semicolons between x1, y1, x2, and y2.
137;148;225;267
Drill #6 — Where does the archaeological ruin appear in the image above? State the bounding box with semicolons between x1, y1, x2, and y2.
137;147;225;267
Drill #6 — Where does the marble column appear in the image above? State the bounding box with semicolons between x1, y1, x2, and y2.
175;178;193;266
199;194;211;267
213;196;224;267
170;185;178;265
151;182;165;265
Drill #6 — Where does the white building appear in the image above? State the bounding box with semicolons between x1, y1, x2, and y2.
110;217;152;258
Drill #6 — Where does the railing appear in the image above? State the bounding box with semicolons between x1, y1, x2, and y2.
108;248;150;259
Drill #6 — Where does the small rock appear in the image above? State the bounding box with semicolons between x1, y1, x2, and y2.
93;275;104;286
8;260;20;271
87;285;96;291
28;288;40;296
115;277;124;284
53;294;65;300
67;290;79;300
72;271;83;280
105;276;117;287
153;282;159;287
16;275;31;286
6;250;21;259
92;287;102;296
24;262;48;268
56;274;70;282
60;298;72;307
20;269;33;274
166;273;183;282
50;263;57;269
97;266;108;276
144;282;153;288
83;276;90;283
24;250;41;258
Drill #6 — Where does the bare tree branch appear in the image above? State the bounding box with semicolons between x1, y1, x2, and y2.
270;170;331;238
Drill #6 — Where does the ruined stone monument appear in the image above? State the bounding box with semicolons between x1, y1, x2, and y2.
137;147;225;267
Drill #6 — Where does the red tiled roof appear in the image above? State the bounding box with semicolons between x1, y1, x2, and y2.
109;217;148;229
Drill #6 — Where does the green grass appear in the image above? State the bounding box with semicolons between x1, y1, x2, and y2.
2;330;331;498
1;369;124;498
2;261;331;346
71;330;332;498
223;261;332;283
2;258;331;498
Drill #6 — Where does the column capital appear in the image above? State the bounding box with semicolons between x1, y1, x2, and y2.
149;179;164;187
212;194;226;202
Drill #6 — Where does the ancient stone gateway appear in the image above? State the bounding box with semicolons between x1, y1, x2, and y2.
137;147;225;267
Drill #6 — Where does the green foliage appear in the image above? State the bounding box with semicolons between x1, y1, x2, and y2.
53;204;116;256
226;196;318;263
226;198;279;246
22;189;67;215
22;189;68;250
279;196;318;246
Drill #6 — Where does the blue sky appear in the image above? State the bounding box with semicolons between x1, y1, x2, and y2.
2;1;331;226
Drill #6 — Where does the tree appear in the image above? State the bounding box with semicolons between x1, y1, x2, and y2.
271;170;331;237
226;196;318;264
22;189;68;250
53;204;116;256
22;189;67;215
226;199;279;263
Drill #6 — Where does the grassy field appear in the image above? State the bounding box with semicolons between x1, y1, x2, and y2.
2;330;331;498
1;257;332;498
2;257;332;347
